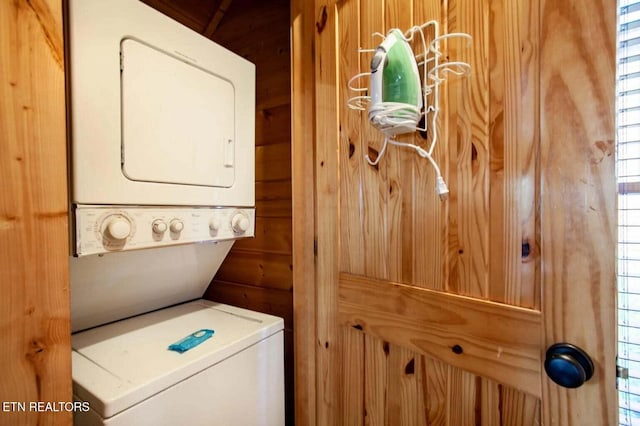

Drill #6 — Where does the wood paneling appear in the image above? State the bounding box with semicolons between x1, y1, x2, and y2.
300;0;617;423
0;0;72;424
339;273;542;397
256;143;292;182
213;249;292;291
539;0;616;424
291;0;317;423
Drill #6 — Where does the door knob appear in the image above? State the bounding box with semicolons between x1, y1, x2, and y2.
544;343;594;388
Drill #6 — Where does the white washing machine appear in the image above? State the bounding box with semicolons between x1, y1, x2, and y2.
72;300;284;425
65;0;284;424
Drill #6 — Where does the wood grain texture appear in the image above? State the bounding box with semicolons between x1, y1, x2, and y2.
360;0;389;281
446;0;491;299
291;0;317;424
412;0;448;293
384;0;415;285
213;249;292;290
302;0;616;423
539;0;616;424
338;0;365;276
487;0;540;309
337;3;368;425
338;273;542;397
0;0;72;424
314;1;341;425
341;327;365;425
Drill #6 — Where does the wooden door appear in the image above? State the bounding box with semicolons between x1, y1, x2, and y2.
292;0;616;424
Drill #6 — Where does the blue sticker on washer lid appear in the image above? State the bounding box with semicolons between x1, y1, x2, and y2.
167;329;215;353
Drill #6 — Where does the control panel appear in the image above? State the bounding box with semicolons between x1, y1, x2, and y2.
74;206;255;256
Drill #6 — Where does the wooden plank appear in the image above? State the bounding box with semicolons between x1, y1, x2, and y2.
291;0;317;424
314;0;342;424
364;334;388;425
480;378;501;426
0;0;71;424
203;0;233;37
485;0;542;422
212;0;291;53
233;217;292;254
501;386;541;426
141;0;211;32
359;1;390;424
338;273;542;398
446;0;491;298
424;357;448;425
539;0;616;424
413;0;448;292
338;0;365;275
256;103;292;147
214;249;292;290
256;180;292;201
384;0;414;284
205;280;293;329
488;0;540;309
255;199;292;218
447;369;477;425
256;143;292;182
386;344;428;425
341;327;365;425
361;0;388;281
337;2;367;424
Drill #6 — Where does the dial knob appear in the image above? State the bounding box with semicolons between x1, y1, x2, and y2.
106;216;131;240
170;219;184;233
152;220;167;234
231;213;250;233
209;217;221;232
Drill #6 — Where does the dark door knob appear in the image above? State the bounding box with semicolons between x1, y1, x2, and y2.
544;343;594;388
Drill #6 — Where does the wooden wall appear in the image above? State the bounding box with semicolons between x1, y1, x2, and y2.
140;1;294;423
0;0;72;425
297;0;617;424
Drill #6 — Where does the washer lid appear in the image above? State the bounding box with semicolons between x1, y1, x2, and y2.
72;300;284;418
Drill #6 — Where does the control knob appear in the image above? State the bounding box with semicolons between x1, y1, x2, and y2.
231;212;250;234
105;216;131;240
152;220;167;234
209;217;221;232
170;219;184;233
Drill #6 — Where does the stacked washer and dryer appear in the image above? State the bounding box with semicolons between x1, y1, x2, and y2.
66;0;284;424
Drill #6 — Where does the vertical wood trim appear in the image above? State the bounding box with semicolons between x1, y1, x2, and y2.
291;0;317;424
313;0;341;424
361;0;389;281
488;0;540;309
338;0;364;276
0;0;71;424
446;0;491;298
337;1;367;423
539;0;616;424
412;0;448;292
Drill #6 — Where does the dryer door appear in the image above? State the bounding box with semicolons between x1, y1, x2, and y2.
120;38;235;188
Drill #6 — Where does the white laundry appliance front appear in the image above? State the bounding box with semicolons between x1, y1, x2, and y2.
65;0;284;424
